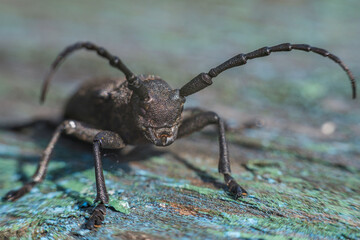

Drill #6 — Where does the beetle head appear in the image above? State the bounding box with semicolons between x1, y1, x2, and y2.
131;77;185;146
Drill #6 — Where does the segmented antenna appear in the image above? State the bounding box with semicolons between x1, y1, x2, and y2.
180;43;356;98
40;42;149;103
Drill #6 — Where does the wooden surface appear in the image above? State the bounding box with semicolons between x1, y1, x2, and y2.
0;1;359;239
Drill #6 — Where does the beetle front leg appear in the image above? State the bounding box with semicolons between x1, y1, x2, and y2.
3;120;102;201
86;130;126;230
178;110;247;199
3;121;72;201
2;120;127;229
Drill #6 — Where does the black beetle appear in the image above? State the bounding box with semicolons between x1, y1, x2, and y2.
3;42;356;229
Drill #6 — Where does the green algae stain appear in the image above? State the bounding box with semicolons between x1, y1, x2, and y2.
219;212;245;226
108;196;130;215
148;156;168;165
55;169;97;204
245;159;284;178
57;169;94;193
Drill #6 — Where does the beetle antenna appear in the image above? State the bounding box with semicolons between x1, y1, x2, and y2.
40;42;149;103
180;43;356;99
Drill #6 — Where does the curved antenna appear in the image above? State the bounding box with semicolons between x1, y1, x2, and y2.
180;43;356;99
40;42;149;103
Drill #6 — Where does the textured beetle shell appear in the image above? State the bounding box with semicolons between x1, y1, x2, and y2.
64;75;159;145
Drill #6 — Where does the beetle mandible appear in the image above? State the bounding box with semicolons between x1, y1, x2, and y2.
3;42;356;229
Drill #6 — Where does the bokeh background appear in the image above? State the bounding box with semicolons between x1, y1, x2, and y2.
0;1;359;239
1;0;359;129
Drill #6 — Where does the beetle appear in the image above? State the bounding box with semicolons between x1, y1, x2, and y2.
3;42;356;229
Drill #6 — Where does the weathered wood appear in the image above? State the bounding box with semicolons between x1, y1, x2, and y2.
0;1;359;239
0;126;359;239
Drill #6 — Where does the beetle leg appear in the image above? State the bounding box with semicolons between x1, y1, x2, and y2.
3;120;103;201
178;110;247;199
86;130;126;230
3;121;79;201
3;120;127;229
182;108;263;132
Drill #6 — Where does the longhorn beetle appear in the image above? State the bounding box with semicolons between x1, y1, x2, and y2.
3;42;356;229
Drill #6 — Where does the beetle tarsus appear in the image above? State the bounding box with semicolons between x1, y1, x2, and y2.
224;173;248;199
85;203;107;230
3;182;36;201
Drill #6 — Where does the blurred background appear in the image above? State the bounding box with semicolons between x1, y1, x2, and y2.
1;1;360;238
1;0;359;136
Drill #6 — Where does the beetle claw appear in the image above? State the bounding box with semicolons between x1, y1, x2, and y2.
3;182;35;202
230;184;248;199
225;174;248;199
85;203;107;230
